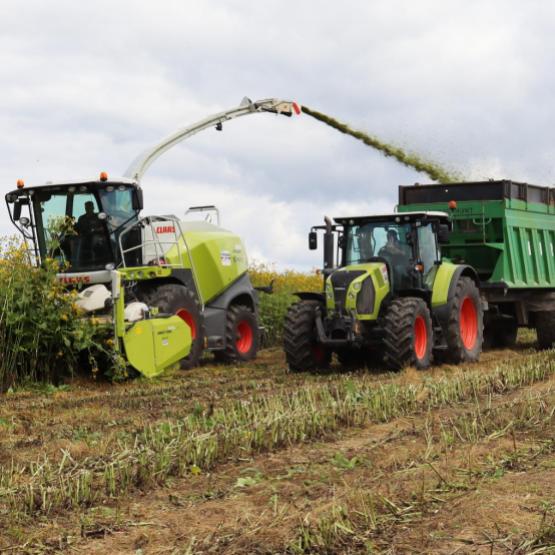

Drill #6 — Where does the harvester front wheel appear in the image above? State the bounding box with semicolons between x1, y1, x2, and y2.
383;297;433;370
138;283;204;370
216;304;260;362
535;311;555;349
283;300;331;372
444;277;483;363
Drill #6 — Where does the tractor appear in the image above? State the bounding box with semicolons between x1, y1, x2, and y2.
6;97;300;377
284;209;484;371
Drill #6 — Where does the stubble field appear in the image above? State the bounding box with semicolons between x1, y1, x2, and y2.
1;330;554;555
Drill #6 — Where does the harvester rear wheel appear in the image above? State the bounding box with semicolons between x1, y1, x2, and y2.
535;311;555;349
283;300;331;372
382;297;433;370
444;277;483;363
138;283;204;370
215;304;260;363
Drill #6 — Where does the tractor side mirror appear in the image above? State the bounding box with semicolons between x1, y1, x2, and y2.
13;201;22;221
438;224;450;244
132;188;144;211
308;231;318;250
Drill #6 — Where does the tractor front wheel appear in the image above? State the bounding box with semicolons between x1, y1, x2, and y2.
283;300;331;372
383;297;433;370
215;304;260;363
137;283;204;370
444;277;483;363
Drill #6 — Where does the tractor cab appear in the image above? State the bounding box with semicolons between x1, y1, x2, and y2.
5;178;143;272
335;211;451;293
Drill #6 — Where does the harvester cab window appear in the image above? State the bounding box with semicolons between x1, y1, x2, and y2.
36;188;112;271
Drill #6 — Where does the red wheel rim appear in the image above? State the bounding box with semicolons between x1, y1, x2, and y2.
414;315;427;360
176;309;197;339
414;316;428;360
236;320;254;354
460;297;478;350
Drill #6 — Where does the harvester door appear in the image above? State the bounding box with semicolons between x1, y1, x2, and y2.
123;315;192;378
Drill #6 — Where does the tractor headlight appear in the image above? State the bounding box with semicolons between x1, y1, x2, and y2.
352;281;362;292
356;277;375;315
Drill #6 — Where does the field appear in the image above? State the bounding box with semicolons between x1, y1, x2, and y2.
1;329;555;554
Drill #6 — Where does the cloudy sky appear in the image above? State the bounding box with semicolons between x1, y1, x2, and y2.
2;1;555;269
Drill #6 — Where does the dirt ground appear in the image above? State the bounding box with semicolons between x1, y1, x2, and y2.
1;335;554;554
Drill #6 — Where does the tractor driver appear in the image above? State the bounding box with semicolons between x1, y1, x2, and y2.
379;229;410;258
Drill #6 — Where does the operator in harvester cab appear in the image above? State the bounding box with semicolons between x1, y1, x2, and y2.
76;201;106;264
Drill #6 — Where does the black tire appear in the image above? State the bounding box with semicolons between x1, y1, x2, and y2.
535;311;555;349
215;304;260;363
283;300;331;372
444;277;483;363
382;297;433;370
484;318;518;350
137;283;204;370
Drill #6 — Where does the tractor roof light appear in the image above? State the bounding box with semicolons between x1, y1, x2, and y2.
99;171;109;182
16;179;24;189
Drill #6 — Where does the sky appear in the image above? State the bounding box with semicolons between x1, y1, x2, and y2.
2;1;555;269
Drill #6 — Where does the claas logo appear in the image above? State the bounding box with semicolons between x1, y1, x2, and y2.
156;226;176;234
59;275;92;284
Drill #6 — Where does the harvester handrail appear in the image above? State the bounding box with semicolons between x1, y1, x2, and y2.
124;97;299;182
118;215;203;308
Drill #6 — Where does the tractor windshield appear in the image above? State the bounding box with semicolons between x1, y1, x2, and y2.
345;221;414;288
33;184;138;272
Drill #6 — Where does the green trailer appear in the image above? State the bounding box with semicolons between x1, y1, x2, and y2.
398;179;555;348
283;179;555;373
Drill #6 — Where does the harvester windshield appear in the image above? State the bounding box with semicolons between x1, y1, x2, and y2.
6;182;140;272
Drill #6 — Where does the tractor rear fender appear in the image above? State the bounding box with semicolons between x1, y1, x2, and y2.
431;263;480;326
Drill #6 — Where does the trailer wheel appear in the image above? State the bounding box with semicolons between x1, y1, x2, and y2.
137;283;204;370
283;300;331;372
444;277;483;363
383;297;433;370
535;311;555;349
484;318;518;349
215;304;260;363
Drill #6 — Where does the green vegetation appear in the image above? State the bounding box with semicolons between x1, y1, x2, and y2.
302;105;460;183
249;263;322;345
0;239;99;391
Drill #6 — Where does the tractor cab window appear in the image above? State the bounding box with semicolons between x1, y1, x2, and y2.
417;224;439;274
345;221;414;289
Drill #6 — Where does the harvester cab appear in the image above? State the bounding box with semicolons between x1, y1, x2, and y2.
6;97;301;377
284;208;484;372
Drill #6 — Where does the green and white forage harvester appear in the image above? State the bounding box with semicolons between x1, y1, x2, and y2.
284;180;555;371
6;97;301;377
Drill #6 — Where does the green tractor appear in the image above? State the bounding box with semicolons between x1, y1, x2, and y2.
6;97;300;377
284;210;484;371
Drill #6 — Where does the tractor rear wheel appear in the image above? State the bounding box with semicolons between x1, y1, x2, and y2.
215;304;260;363
283;300;331;372
138;283;204;369
444;277;483;363
535;311;555;349
383;297;433;370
